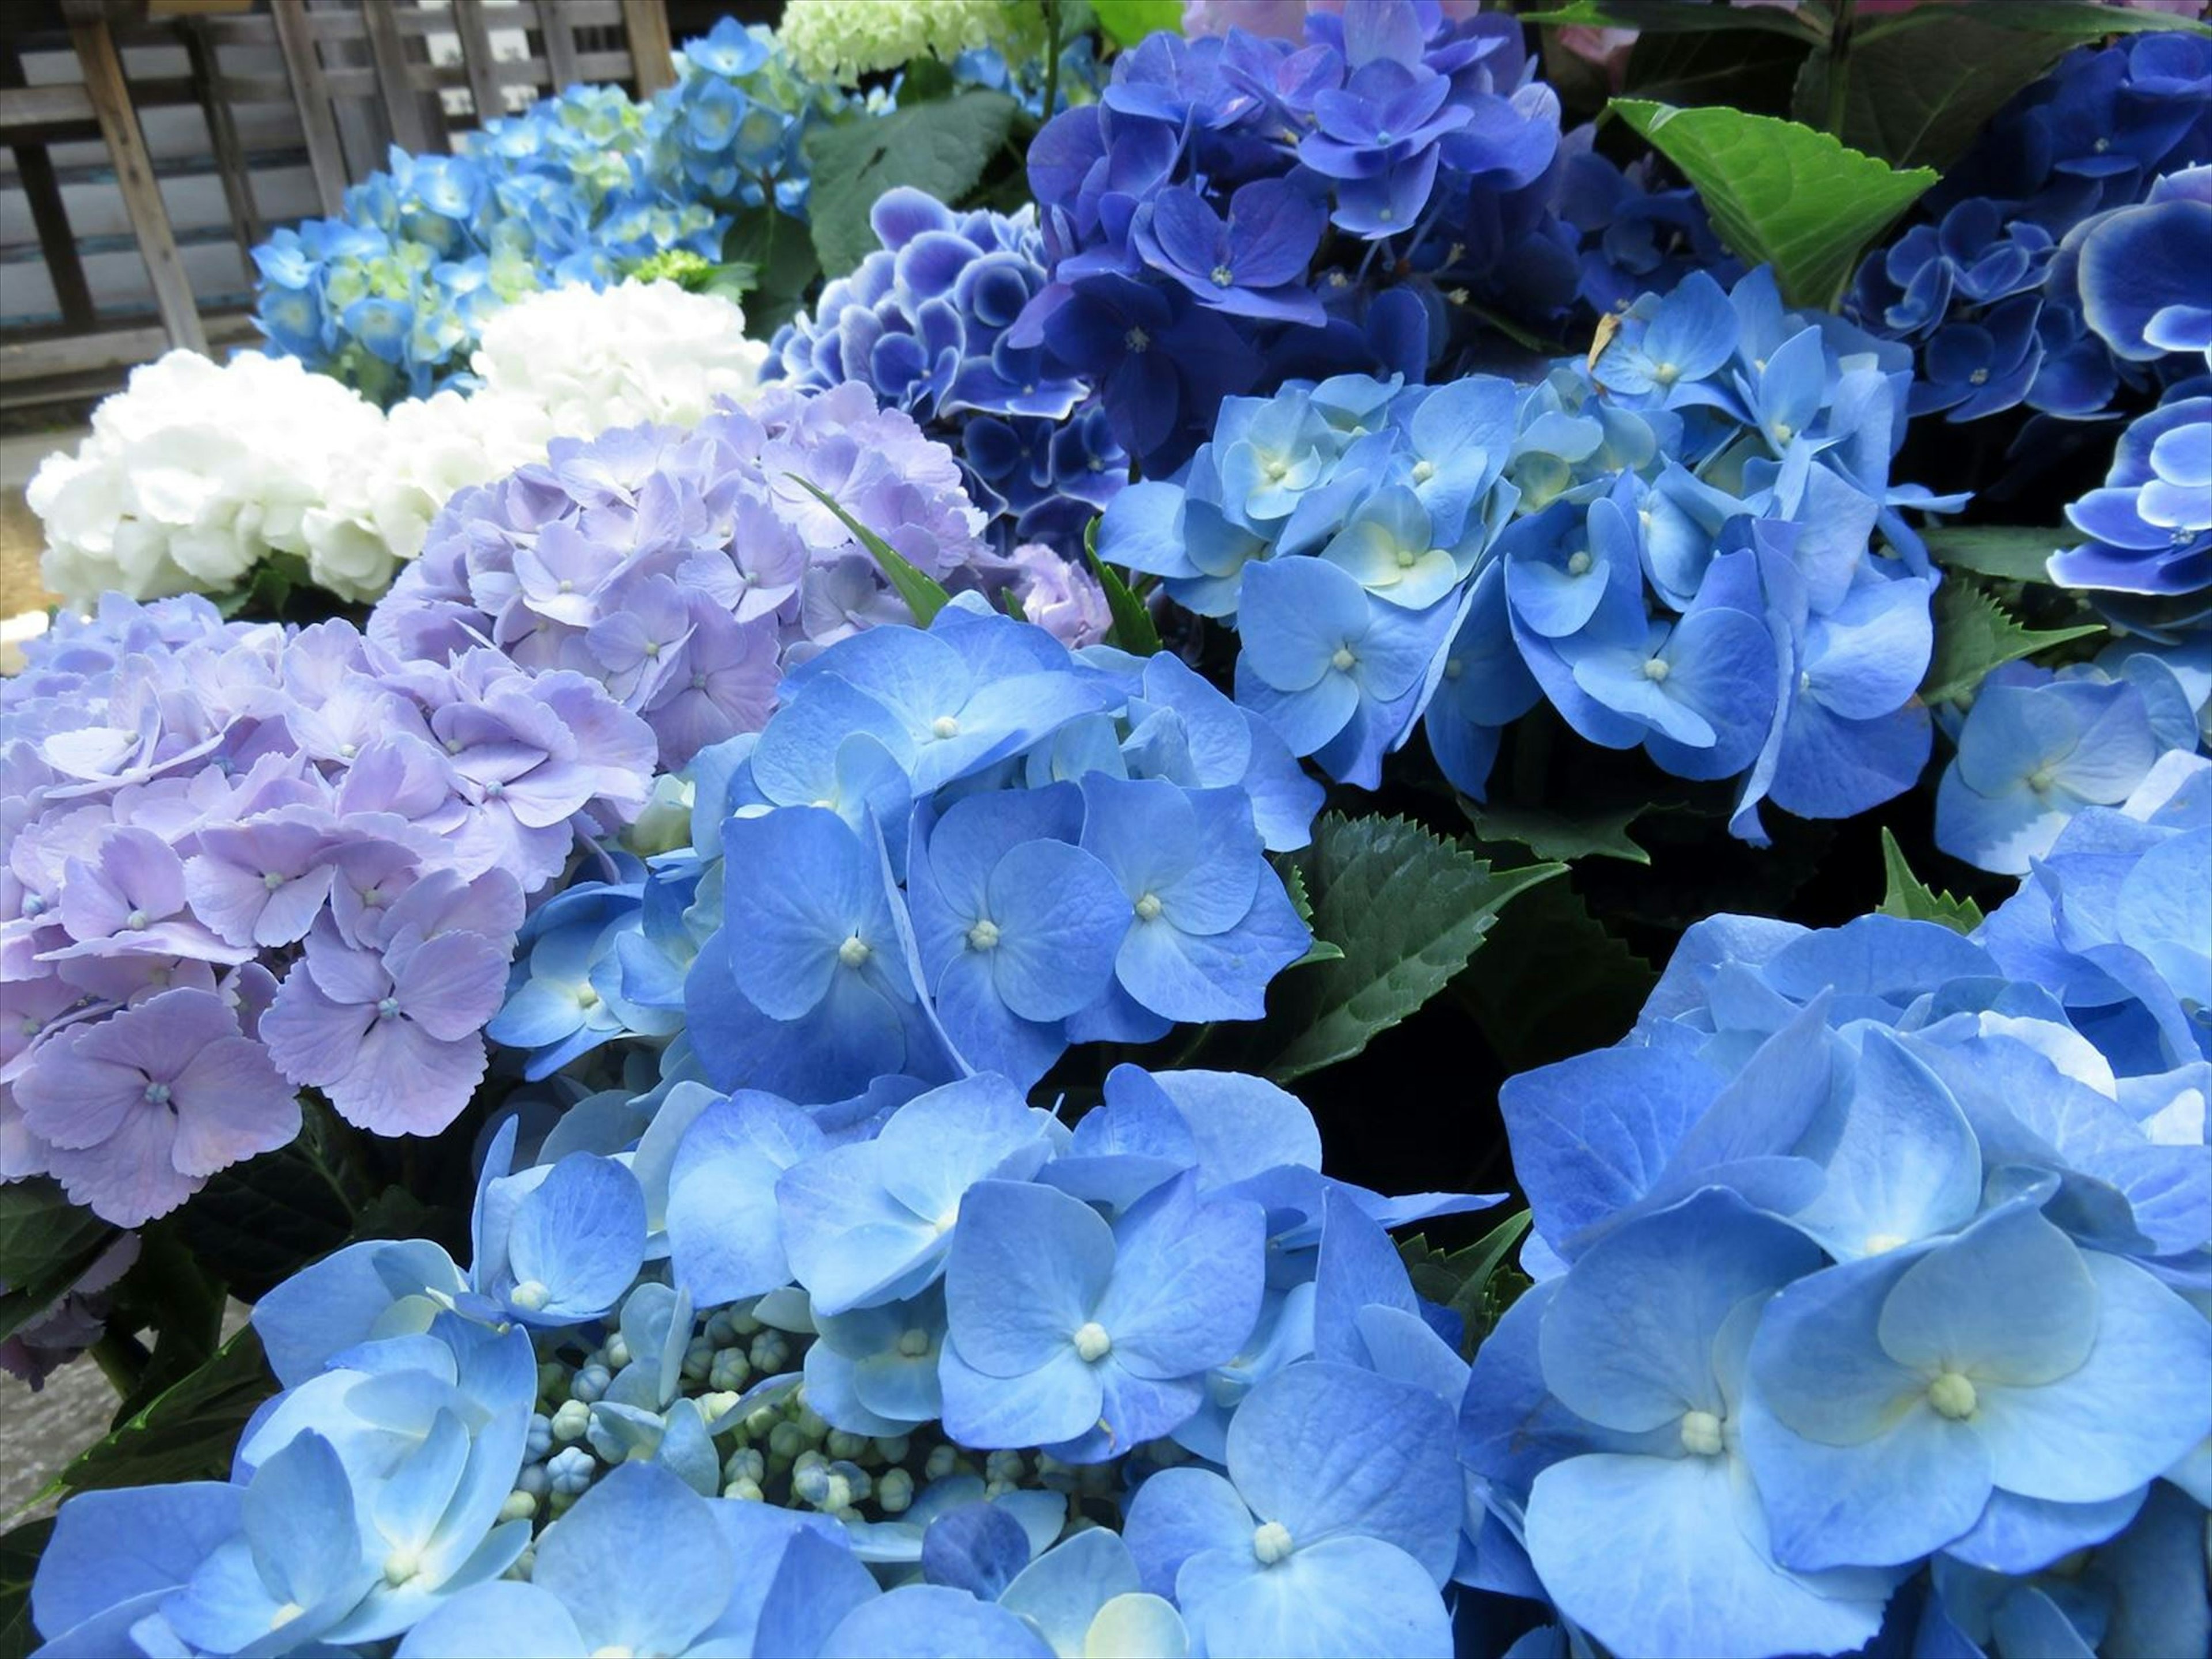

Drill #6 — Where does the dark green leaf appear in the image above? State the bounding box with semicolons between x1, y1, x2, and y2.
1275;858;1346;970
1622;27;1810;117
1611;99;1936;308
1528;1;1823;41
791;478;953;626
1206;815;1562;1084
720;209;821;336
1400;1209;1535;1353
39;1327;274;1505
1857;1;2210;44
1811;19;2076;171
1922;576;2105;706
105;1222;230;1423
0;1518;52;1659
1083;517;1161;654
1452;877;1658;1074
1878;827;1985;934
1923;525;2065;585
0;1181;112;1308
1090;0;1183;46
173;1099;371;1301
1463;799;1653;866
803;93;1020;278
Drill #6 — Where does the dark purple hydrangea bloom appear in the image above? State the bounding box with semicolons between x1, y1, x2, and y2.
1013;0;1574;472
0;599;656;1224
1850;31;2212;426
766;188;1129;562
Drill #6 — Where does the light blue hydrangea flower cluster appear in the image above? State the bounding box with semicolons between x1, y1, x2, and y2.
1469;753;2211;1658
0;596;656;1229
767;188;1128;558
252;21;833;403
1101;264;1950;838
32;1060;1498;1658
656;595;1322;1100
1934;637;2209;873
254;86;724;402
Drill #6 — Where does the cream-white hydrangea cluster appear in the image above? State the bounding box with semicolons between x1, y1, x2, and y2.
31;282;769;609
777;0;1046;86
29;351;382;607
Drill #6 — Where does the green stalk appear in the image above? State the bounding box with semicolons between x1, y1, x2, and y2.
1040;0;1063;126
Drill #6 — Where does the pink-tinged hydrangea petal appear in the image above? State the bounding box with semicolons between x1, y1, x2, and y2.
168;1033;300;1178
389;930;510;1043
333;1016;485;1136
262;967;378;1090
43;1101;195;1228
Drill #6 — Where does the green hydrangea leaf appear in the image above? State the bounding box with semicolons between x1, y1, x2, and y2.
1878;827;1984;934
1611;99;1936;308
803;92;1020;278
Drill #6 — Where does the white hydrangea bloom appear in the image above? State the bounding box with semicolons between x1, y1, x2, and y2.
29;351;382;607
32;283;766;609
300;389;552;603
468;279;768;438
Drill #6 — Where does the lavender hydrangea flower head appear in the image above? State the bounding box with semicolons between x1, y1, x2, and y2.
377;386;1094;772
2;599;654;1222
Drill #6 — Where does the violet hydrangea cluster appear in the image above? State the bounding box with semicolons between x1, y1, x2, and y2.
665;595;1322;1100
1102;264;1949;838
373;384;1097;775
766;187;1129;558
32;1060;1499;1658
0;594;656;1227
1851;35;2212;632
1468;752;2212;1658
1012;0;1569;472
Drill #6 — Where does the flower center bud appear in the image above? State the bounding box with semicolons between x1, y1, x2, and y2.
483;780;505;799
339;741;358;759
1073;1321;1112;1362
1252;1521;1295;1566
1968;368;1989;386
1654;361;1680;385
838;935;872;968
377;996;402;1019
897;1327;933;1358
930;715;961;740
1679;1409;1724;1457
1443;657;1464;680
1771;421;1795;443
2029;766;2056;793
270;1603;305;1629
559;578;575;593
690;672;708;690
1210;264;1236;289
1134;893;1164;922
1266;456;1289;480
1330;645;1357;672
576;984;599;1009
263;871;286;891
643;641;661;659
967;919;1001;951
143;1081;172;1107
510;1279;551;1312
1929;1371;1977;1420
1642;657;1671;682
1411;459;1435;483
124;908;149;931
1395;547;1418;569
1865;1232;1907;1255
1567;550;1593;577
1124;327;1150;354
382;1548;422;1586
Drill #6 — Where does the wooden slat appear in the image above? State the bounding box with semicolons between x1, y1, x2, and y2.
619;0;673;94
179;16;259;283
536;0;579;89
2;42;97;331
0;309;255;383
268;0;346;213
0;84;99;135
448;0;509;126
65;7;205;352
359;0;430;153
